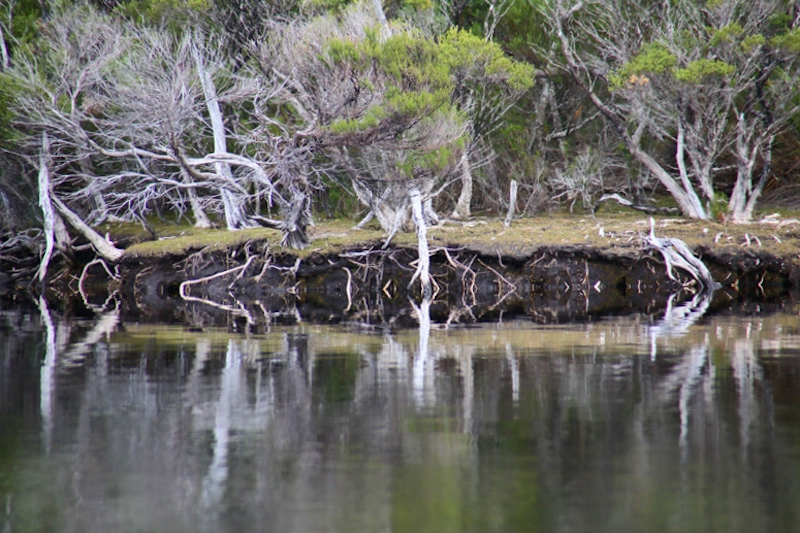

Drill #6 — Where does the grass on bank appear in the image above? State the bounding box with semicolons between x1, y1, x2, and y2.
107;208;800;261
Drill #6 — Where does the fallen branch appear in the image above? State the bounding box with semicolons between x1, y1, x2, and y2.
179;257;254;300
643;218;719;290
596;194;680;215
52;196;124;263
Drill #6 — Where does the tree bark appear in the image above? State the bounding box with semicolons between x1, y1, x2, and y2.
38;134;56;284
193;42;250;230
451;151;473;220
504;179;517;227
51;196;124;262
0;24;9;71
409;187;432;299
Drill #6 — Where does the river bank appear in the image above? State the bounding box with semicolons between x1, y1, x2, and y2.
27;212;790;327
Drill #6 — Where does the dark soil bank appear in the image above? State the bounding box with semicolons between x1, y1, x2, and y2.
90;239;800;328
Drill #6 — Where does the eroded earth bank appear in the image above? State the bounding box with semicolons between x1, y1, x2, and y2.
56;215;800;328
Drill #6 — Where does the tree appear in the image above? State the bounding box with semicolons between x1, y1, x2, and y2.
538;0;800;222
253;2;532;233
256;3;467;236
1;6;312;254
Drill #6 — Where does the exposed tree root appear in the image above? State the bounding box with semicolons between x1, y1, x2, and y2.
643;217;719;291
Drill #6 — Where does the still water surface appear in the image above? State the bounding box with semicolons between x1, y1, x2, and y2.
2;302;800;532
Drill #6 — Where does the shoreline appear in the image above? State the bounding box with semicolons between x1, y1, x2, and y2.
7;214;800;326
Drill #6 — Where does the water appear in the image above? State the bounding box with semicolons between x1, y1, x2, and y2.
2;300;800;532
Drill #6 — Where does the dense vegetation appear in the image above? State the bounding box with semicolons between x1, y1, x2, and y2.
0;0;798;265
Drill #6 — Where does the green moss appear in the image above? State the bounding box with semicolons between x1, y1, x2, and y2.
108;211;800;265
120;226;281;258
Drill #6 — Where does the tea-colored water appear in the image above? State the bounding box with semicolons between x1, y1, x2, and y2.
2;303;800;532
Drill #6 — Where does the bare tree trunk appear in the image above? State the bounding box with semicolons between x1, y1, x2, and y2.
409;187;433;299
38;134;56;284
52;197;124;262
181;167;213;228
0;24;9;71
741;135;774;221
451;151;473;220
729;117;773;223
373;0;388;28
504;179;517;227
628;141;707;219
193;42;250;230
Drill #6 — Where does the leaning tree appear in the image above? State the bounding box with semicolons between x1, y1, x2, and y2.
537;0;800;222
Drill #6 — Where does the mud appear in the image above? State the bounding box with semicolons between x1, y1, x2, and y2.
71;239;800;329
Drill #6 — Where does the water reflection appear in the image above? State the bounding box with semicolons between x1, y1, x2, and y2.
2;301;800;531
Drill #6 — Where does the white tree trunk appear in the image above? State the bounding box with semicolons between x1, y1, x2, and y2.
52;196;124;262
0;24;9;71
504;179;517;227
451;151;473;220
177;166;212;228
38;134;56;284
373;0;388;28
408;187;432;299
193;42;249;230
629;142;707;219
728;117;773;224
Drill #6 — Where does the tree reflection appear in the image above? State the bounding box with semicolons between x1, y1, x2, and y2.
1;300;798;532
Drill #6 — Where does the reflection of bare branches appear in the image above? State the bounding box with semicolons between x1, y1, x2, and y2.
78;258;120;313
179;257;256;324
202;340;241;510
650;290;714;354
61;308;120;367
37;296;57;455
477;258;517;309
443;248;477;306
411;296;432;407
445;305;477;328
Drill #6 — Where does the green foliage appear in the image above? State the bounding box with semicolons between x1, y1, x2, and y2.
740;33;766;54
438;28;535;92
771;28;800;54
395;0;433;10
396;143;455;178
327;38;363;64
709;192;728;221
376;31;451;89
0;75;24;144
304;0;353;13
675;59;735;84
1;0;41;48
329;106;386;134
709;22;743;47
114;0;210;30
386;88;449;115
609;43;677;89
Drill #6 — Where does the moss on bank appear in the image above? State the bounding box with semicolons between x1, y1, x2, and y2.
111;212;800;264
